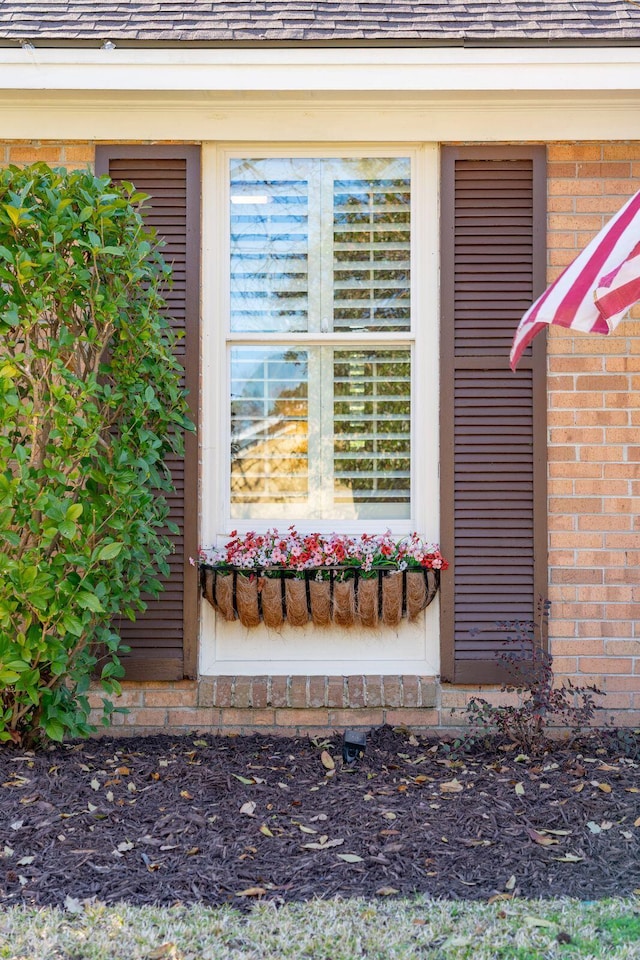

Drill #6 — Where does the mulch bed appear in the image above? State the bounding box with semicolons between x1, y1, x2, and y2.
0;725;638;908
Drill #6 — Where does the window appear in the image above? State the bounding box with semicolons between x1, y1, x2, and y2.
226;155;415;526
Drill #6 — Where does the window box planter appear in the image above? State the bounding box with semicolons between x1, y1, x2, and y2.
200;564;440;629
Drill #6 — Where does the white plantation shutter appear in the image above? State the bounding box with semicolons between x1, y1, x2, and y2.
333;349;411;511
228;156;412;523
332;173;411;333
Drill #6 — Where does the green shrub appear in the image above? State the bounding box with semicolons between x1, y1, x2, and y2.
0;163;192;746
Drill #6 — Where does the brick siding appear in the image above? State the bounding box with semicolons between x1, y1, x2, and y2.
547;141;640;727
7;138;640;734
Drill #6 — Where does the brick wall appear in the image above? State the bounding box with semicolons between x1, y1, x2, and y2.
547;142;640;727
2;141;94;168
88;675;444;735
7;138;640;735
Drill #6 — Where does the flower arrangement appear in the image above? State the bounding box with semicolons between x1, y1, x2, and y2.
198;529;447;629
198;527;448;576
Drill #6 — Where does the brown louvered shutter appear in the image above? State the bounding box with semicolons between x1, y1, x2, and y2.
95;146;200;680
440;146;547;684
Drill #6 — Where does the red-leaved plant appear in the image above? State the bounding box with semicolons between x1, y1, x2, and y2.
463;602;604;754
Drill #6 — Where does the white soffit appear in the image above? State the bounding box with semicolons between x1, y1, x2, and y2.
0;46;639;93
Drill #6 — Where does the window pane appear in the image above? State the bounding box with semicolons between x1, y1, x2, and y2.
229;157;411;335
334;349;411;518
230;347;309;514
331;158;410;334
230;346;411;521
228;156;413;523
230;159;310;333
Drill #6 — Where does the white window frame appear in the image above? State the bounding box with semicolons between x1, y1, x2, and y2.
202;142;440;545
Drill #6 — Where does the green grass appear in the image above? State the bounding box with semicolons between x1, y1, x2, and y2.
1;897;640;960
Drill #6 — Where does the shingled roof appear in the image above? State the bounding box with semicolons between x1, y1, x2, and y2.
1;1;640;45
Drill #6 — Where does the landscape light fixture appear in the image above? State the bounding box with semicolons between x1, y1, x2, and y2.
342;729;366;765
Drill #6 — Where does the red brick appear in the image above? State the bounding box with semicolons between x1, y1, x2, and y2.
552;639;605;656
385;709;439;727
365;676;383;707
213;677;234;707
599;622;634;637
549;498;602;514
550;356;603;373
270;677;289;708
598;693;632;709
578;516;631;532
549;177;602;196
198;679;215;707
603;177;639;193
401;675;420;707
547;162;578;177
549;463;602;478
289;676;308;708
103;689;143;708
604;498;640;513
548;214;604;232
605;710;640;726
233;677;252;709
118;708;168;727
604;676;640;692
575;196;632;214
551;657;578;675
327;676;346;708
580;446;624;462
168;708;220;728
604;640;640;656
548;144;602;162
9;145;63;162
64;143;95;162
251;677;268;709
577;161;631;177
328;708;384;727
382;677;402;708
144;689;197;708
578;657;633;674
551;569;603;584
274;709;330;727
347;675;366;707
308;677;326;708
575;410;628;426
419;678;437;707
550;533;603;550
220;708;275;726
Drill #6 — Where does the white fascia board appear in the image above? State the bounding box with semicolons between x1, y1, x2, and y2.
1;46;640;92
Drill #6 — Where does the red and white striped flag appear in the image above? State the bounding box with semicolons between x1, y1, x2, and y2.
510;189;640;370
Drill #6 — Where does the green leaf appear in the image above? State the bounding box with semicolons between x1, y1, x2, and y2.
62;613;85;638
65;503;83;521
97;542;123;561
58;520;77;540
3;204;22;226
76;591;104;613
43;719;65;742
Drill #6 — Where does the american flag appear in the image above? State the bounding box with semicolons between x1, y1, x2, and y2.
510;189;640;370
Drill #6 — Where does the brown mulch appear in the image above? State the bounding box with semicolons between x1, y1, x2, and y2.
0;725;638;908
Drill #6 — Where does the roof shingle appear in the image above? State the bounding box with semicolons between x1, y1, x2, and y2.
1;1;640;44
